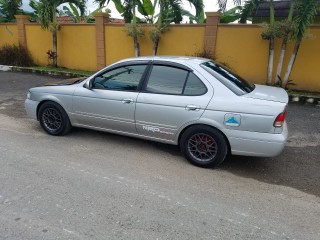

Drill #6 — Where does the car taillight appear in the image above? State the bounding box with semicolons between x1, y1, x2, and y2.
274;111;286;127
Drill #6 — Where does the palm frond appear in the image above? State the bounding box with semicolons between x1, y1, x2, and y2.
239;0;263;23
293;0;320;39
94;0;110;8
186;0;205;23
218;0;242;12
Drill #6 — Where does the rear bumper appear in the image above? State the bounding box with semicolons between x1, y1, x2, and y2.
25;99;39;120
227;122;288;157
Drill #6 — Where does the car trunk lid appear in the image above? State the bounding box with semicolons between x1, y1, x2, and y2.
243;84;289;103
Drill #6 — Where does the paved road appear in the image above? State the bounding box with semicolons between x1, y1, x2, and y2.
0;71;319;240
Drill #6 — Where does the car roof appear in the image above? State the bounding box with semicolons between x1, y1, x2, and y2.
117;56;210;65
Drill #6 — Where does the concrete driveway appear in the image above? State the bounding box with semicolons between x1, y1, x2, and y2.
0;71;320;240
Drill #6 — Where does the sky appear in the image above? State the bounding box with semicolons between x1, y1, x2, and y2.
21;0;235;19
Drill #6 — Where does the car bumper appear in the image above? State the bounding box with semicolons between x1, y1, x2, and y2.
25;99;39;120
227;122;288;157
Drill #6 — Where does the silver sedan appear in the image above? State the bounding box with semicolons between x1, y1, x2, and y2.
25;57;288;168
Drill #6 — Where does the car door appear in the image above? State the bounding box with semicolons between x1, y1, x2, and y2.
73;63;148;134
135;62;213;142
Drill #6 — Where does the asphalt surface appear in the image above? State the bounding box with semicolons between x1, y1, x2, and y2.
0;71;319;240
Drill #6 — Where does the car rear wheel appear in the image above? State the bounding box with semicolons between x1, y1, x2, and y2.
38;101;71;136
180;126;228;168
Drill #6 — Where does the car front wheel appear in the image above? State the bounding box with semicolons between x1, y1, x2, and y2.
180;126;228;168
38;101;71;136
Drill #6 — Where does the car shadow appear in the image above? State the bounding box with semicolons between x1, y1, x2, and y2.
141;138;320;197
148;137;320;197
63;128;320;198
219;146;320;197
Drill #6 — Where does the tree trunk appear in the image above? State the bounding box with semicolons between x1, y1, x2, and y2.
267;36;274;85
132;1;140;57
134;35;139;57
52;3;57;67
267;0;275;85
153;37;159;56
274;0;295;84
282;38;302;88
52;29;57;67
274;35;288;84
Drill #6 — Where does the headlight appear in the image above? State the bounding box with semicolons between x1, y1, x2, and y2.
27;91;31;100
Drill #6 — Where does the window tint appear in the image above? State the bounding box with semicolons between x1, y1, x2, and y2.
92;65;146;91
201;61;255;95
146;66;189;95
183;73;207;96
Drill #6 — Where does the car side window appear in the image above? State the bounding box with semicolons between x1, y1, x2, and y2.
183;72;207;96
92;65;146;91
145;65;189;95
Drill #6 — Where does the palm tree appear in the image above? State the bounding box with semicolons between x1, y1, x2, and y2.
62;1;87;23
30;0;86;67
150;0;172;55
267;0;275;85
0;0;22;22
96;0;204;56
129;0;143;56
229;1;277;86
282;0;320;87
150;0;202;55
186;0;205;23
219;0;277;85
239;0;262;23
96;0;144;56
274;0;295;84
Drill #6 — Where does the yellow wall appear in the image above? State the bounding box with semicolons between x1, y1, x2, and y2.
216;25;268;83
105;25;134;65
2;21;320;92
58;25;97;71
216;24;320;92
25;24;97;71
156;25;205;56
105;24;205;65
25;24;52;66
0;24;18;46
288;27;320;92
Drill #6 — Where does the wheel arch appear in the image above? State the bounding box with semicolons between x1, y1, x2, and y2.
177;123;231;154
36;98;69;121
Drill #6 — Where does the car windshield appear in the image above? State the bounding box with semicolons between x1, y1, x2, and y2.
201;61;255;95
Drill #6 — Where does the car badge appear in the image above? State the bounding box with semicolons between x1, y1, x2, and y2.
224;114;241;127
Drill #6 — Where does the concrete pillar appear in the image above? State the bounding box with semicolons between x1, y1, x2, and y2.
94;13;108;70
15;15;30;48
204;12;221;56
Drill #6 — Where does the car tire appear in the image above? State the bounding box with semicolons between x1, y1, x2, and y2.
38;101;72;136
180;125;228;168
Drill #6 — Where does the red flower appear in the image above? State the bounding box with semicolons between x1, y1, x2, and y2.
46;50;56;59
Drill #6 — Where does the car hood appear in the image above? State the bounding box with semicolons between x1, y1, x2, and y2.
243;84;289;103
44;77;86;86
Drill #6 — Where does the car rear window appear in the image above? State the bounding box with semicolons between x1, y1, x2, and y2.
146;65;188;95
201;61;255;95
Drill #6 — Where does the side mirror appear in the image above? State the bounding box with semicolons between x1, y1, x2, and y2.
83;79;93;89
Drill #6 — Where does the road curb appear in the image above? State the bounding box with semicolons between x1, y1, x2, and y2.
0;65;13;71
289;94;320;107
1;64;319;106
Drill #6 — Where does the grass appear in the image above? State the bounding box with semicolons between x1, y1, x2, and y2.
30;66;95;76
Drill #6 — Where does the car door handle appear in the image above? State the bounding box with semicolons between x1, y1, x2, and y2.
122;98;134;104
185;105;200;111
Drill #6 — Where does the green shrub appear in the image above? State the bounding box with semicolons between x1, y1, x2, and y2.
0;44;34;67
